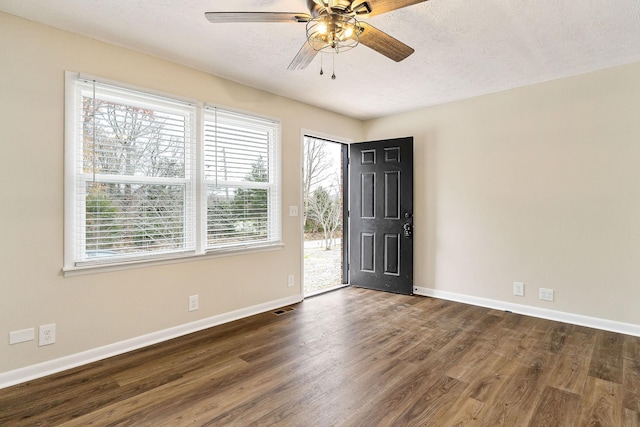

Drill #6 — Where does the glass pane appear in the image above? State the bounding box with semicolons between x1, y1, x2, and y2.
82;97;187;178
203;120;270;182
207;186;269;247
83;182;186;259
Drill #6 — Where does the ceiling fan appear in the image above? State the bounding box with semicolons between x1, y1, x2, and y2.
205;0;427;70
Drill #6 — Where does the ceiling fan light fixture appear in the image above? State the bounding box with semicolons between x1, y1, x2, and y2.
306;13;360;54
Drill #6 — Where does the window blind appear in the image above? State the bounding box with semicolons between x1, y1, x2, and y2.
73;78;196;264
203;107;281;249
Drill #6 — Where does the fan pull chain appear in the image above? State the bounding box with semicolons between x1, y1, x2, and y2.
318;52;337;80
331;54;336;80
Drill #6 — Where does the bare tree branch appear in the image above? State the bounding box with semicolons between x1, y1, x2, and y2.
306;171;341;249
303;137;333;223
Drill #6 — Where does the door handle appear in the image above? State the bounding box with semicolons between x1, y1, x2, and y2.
403;222;412;238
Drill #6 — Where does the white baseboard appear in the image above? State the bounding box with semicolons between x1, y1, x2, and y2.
0;294;303;390
413;286;640;337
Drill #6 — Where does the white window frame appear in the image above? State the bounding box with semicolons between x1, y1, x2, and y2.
64;72;282;276
202;106;281;252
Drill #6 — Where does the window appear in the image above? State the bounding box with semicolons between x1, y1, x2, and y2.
204;108;280;249
65;73;281;272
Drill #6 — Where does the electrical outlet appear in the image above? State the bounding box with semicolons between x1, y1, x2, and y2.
513;282;525;297
39;324;56;346
189;295;199;312
539;288;554;302
287;274;295;287
289;206;299;217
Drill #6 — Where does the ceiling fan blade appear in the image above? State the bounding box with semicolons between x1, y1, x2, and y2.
351;0;428;17
205;12;311;23
357;22;414;62
288;41;321;70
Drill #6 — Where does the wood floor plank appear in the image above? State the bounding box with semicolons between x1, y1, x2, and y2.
313;356;423;427
263;356;414;427
340;355;448;426
546;343;590;396
400;325;465;364
549;323;568;353
576;376;623;427
624;408;640;427
589;329;624;383
57;357;251;426
475;352;554;426
566;323;598;346
0;287;637;426
624;352;640;412
463;354;521;404
624;335;640;360
440;396;484;427
526;385;580;426
446;315;506;381
391;375;469;426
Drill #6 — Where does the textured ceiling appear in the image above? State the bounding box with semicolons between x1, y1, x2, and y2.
1;0;640;120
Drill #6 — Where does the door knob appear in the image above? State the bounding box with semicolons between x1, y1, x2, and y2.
403;222;412;238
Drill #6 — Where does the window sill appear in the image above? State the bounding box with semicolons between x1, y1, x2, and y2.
62;243;284;277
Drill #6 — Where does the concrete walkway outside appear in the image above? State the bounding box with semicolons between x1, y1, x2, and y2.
303;239;343;295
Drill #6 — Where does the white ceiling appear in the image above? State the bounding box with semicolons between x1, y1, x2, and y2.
2;0;640;120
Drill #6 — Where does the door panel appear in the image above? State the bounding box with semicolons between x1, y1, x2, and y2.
361;173;375;218
385;171;400;219
349;137;413;295
361;233;375;272
384;234;400;275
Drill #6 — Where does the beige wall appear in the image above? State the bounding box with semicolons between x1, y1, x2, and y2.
364;62;640;325
0;12;364;374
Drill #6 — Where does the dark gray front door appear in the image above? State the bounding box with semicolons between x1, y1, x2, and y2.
349;137;414;295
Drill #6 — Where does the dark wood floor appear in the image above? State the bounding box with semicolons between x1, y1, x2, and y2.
1;287;639;426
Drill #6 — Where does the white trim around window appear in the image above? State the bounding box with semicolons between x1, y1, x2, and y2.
64;72;282;276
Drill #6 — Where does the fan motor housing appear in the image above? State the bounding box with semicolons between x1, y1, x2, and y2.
307;0;359;17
